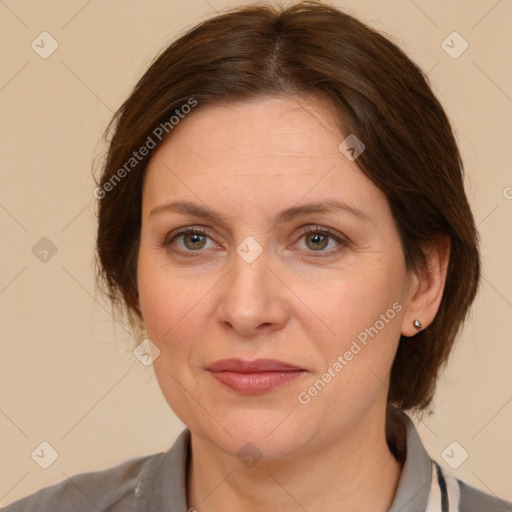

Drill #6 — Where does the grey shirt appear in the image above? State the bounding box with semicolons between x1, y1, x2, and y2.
2;411;510;511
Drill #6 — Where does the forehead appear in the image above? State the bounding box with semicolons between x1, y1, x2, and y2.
142;95;387;222
146;95;346;173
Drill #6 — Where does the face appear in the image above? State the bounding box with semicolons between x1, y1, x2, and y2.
137;95;413;460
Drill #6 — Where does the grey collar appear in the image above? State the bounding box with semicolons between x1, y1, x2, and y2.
388;410;433;511
136;409;432;512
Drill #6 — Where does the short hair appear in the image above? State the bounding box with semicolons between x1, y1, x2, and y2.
95;1;480;412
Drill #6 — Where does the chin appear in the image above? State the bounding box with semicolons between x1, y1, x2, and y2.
190;407;321;462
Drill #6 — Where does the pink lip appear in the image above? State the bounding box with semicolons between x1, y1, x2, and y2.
207;358;304;372
207;358;306;394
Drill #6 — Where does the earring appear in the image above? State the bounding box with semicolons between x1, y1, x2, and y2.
413;319;422;329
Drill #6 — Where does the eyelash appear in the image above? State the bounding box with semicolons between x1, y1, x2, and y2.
161;226;348;258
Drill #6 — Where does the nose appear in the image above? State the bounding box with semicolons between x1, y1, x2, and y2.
217;245;291;338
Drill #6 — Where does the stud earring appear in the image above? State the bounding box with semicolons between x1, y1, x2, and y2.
413;319;422;329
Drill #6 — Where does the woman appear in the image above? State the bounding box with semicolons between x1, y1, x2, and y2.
3;2;510;511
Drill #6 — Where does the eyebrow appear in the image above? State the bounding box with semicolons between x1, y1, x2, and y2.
149;199;370;225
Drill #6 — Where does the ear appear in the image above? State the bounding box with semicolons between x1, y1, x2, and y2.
401;235;450;337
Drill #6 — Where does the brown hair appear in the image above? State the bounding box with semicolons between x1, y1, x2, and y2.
95;1;480;412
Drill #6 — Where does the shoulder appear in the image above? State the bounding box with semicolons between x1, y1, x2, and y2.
388;409;510;512
0;451;165;512
458;479;512;512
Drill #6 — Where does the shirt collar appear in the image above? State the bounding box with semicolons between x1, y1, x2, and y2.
138;408;433;512
388;408;433;512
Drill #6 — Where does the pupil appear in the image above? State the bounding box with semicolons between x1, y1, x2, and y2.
309;233;327;250
186;233;205;249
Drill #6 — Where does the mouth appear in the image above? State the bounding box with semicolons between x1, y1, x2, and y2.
206;358;306;394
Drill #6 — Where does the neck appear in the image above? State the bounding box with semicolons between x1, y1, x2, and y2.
186;405;404;512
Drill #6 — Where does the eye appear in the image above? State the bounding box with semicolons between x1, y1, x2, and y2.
161;225;347;257
294;226;347;256
163;227;217;255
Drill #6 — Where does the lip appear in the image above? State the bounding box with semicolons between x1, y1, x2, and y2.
207;358;304;372
207;358;306;394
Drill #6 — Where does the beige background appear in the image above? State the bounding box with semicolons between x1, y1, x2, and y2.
1;0;511;506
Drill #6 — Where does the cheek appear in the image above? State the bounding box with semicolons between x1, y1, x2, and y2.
317;264;404;339
137;251;181;348
307;262;405;399
137;251;210;424
136;248;217;360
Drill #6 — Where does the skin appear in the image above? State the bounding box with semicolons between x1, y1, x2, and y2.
136;95;449;511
